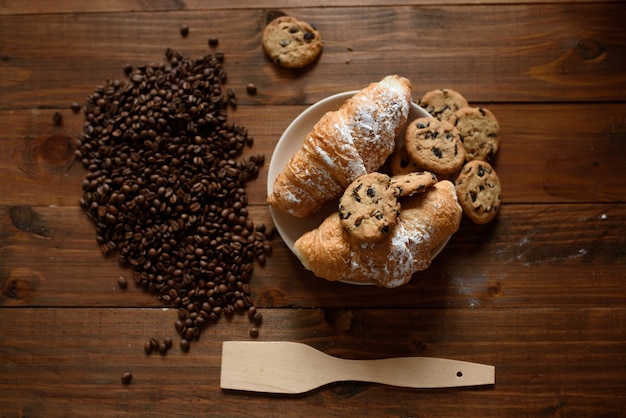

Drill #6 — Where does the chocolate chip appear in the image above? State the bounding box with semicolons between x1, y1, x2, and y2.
303;31;315;41
432;148;443;158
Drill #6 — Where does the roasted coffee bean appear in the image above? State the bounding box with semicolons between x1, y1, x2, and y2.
121;372;132;384
208;36;219;47
180;339;190;352
75;49;272;352
70;102;81;113
117;276;127;289
144;341;153;355
253;311;263;326
52;111;62;125
246;83;257;95
158;342;168;355
180;25;189;37
249;327;259;338
164;337;172;348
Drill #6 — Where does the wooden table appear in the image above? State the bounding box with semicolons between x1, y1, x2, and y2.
1;1;625;416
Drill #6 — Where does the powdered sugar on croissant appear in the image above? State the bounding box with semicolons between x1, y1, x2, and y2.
293;180;462;288
268;75;412;218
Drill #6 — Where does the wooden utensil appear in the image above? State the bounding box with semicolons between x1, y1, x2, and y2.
220;341;495;394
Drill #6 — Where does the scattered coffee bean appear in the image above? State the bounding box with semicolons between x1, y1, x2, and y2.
121;372;132;384
70;102;81;113
253;311;263;327
208;36;219;47
246;83;257;95
249;327;259;338
52;111;62;125
123;64;133;75
180;339;190;352
158;342;168;355
180;25;189;37
117;276;127;289
164;337;173;348
247;306;257;320
144;341;153;355
76;49;272;351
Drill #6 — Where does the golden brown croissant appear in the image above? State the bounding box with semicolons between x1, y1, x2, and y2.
268;75;412;218
293;180;462;288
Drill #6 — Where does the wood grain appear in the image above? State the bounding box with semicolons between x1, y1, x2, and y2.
1;1;625;416
0;307;624;416
2;204;625;309
1;4;625;108
2;102;626;207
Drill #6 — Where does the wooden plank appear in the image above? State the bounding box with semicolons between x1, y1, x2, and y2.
1;0;621;16
2;102;626;207
2;203;625;308
1;4;625;107
0;306;624;416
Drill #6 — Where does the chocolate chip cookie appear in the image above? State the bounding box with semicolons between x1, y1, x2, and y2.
404;117;466;176
418;88;469;121
338;172;400;243
450;106;500;161
262;16;323;68
389;143;422;176
390;171;438;197
454;160;501;224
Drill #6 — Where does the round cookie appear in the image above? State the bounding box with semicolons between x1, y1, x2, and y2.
262;16;323;69
454;160;501;224
418;88;469;121
450;106;500;162
389;143;422;176
390;171;438;197
338;172;400;243
404;117;466;176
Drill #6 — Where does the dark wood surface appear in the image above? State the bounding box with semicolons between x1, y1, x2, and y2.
1;2;625;417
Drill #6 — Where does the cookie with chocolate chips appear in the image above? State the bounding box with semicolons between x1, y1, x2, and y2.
404;117;466;176
389;142;423;176
418;88;469;121
454;160;501;224
338;172;400;243
390;171;438;197
262;16;323;68
450;106;500;162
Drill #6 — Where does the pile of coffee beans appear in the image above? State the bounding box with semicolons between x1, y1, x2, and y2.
75;48;272;350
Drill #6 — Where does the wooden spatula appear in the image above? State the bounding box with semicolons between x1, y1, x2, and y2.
220;341;495;394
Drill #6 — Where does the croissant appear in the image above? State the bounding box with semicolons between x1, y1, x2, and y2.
268;75;412;218
293;180;462;288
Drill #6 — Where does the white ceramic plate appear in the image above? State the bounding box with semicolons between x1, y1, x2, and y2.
267;91;447;284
